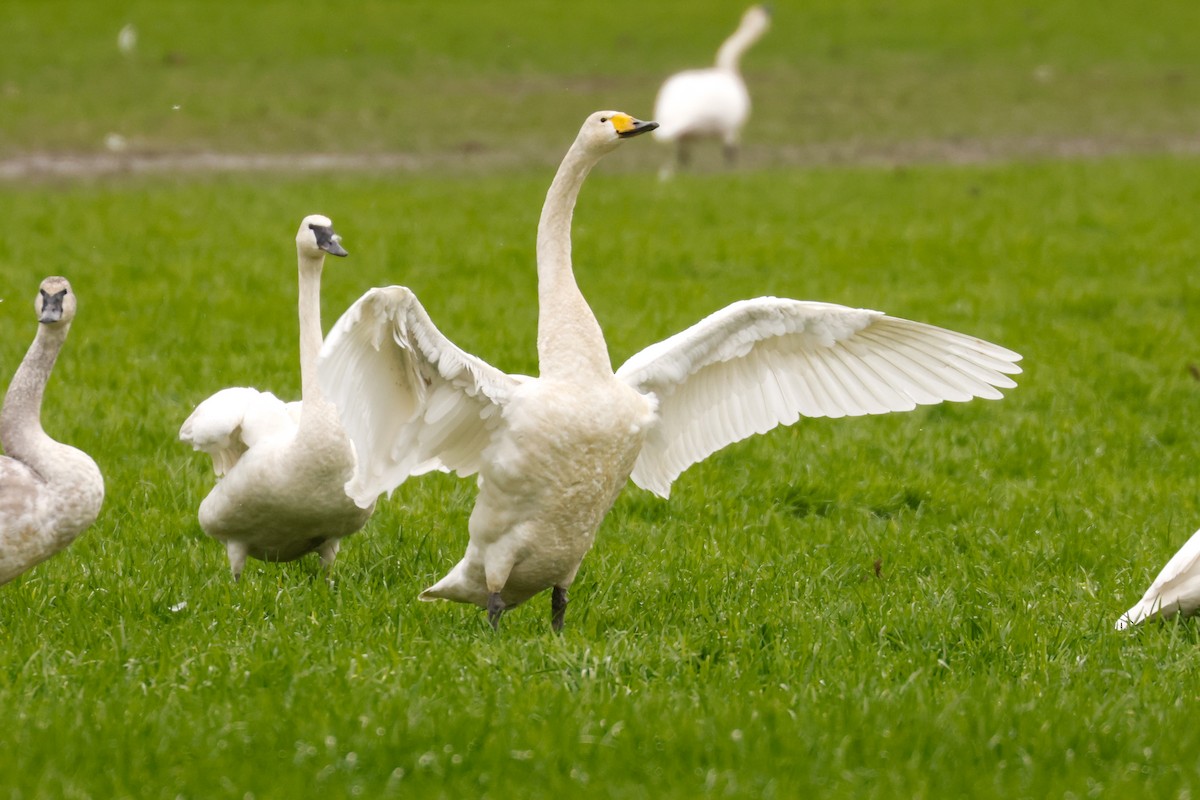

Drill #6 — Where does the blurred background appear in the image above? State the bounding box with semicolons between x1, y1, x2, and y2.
4;0;1198;176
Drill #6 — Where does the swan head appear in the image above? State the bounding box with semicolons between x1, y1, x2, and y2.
579;111;659;153
35;276;75;327
741;5;772;35
296;214;349;259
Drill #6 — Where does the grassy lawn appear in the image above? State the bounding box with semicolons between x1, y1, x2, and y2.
3;1;1200;798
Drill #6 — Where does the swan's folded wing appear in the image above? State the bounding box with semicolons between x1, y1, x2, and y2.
318;285;523;506
615;297;1023;498
1116;526;1200;629
179;387;295;477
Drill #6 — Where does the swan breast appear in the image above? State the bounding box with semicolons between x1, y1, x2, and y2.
0;448;102;584
473;378;652;551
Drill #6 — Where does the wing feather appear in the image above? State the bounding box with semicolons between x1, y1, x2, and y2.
616;297;1022;498
318;286;522;506
1117;527;1200;628
179;387;295;477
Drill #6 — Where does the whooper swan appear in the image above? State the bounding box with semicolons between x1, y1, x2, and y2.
180;215;374;579
317;111;1022;631
653;4;771;178
1116;526;1200;629
1;277;104;586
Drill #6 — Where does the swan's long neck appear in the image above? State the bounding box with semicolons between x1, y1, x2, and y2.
296;252;329;413
715;15;766;72
0;322;67;470
536;138;614;380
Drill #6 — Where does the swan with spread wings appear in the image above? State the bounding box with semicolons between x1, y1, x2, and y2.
318;110;1022;631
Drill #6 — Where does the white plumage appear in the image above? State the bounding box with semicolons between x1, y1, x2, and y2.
616;299;1021;499
180;215;373;579
653;5;771;177
1;277;104;586
318;110;1022;631
1116;526;1200;629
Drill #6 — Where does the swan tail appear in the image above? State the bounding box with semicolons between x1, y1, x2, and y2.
419;560;484;607
1116;599;1162;630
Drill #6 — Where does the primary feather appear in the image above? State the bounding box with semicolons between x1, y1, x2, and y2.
615;299;1020;498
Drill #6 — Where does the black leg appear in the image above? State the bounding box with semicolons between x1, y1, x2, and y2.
723;142;738;166
487;591;506;630
677;140;692;170
551;586;569;632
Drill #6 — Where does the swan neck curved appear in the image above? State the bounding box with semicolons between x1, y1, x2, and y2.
296;252;328;411
0;322;66;465
715;15;766;72
535;138;613;379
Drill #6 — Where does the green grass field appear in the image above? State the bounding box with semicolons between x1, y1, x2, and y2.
3;1;1200;798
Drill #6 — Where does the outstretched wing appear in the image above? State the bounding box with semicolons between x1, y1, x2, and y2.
1116;527;1200;629
615;297;1023;498
318;285;524;507
179;387;295;477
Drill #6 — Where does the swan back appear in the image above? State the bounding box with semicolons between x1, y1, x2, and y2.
653;71;750;143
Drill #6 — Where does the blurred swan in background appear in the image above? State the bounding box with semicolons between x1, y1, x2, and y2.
180;215;373;580
653;4;772;179
1;277;104;586
319;110;1022;631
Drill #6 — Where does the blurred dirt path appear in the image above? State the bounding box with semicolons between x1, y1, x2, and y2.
2;134;1198;180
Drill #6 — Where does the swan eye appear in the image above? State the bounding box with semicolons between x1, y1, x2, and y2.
600;117;608;123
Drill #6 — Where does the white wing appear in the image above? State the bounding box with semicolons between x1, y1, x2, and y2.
1116;526;1200;629
615;297;1023;498
317;285;524;506
179;387;296;477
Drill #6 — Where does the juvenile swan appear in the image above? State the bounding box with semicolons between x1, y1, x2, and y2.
180;215;373;579
1116;526;1200;629
1;277;104;585
653;4;771;177
318;111;1022;631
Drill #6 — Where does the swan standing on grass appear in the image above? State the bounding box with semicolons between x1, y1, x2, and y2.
1;277;104;585
317;110;1023;631
1116;527;1200;629
180;215;374;579
653;4;772;178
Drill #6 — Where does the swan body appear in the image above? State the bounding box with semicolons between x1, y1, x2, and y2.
653;5;771;176
1;277;104;585
1116;526;1200;629
180;215;373;578
318;111;1023;630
